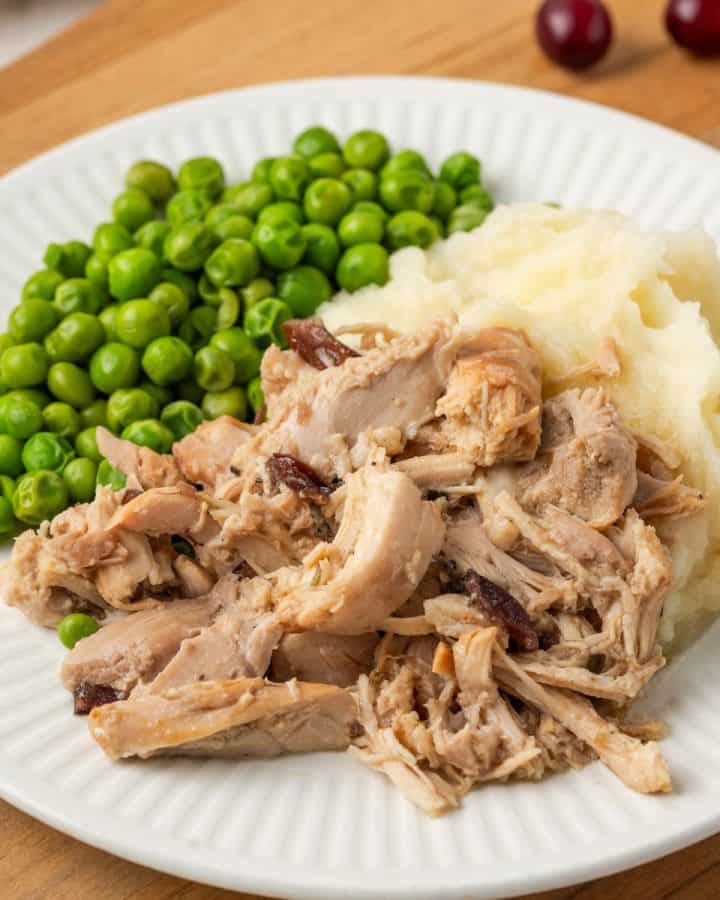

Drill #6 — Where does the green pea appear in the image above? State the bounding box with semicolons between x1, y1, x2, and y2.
161;400;203;441
257;202;305;227
0;496;16;536
336;243;389;292
293;126;341;159
241;278;275;311
308;153;346;179
0;435;23;476
44;241;92;279
22;432;74;473
107;388;158;432
14;470;68;525
460;184;494;212
386;210;439;250
147;282;189;328
303;178;353;226
89;342;141;394
353;200;389;223
113;188;155;231
75;426;102;463
121;418;175;454
163;223;216;272
47;362;96;408
115;299;171;349
381;150;432;179
0;475;16;505
96;459;126;491
45;312;105;363
205;203;245;229
1;343;49;388
246;376;264;415
178;156;225;200
55;278;106;317
4;389;49;410
42;402;81;438
139;382;173;410
176;379;204;405
205;239;260;288
244;298;292;348
126;160;175;203
343;130;390;171
3;398;43;440
63;457;98;503
98;305;119;341
210;328;262;384
22;269;64;302
108;248;162;302
276;266;332;317
22;269;65;300
9;298;58;343
79;399;108;429
142;336;193;386
251;158;275;184
224;181;275;219
198;274;221;306
269;157;311;202
0;334;13;356
178;306;218;349
301;223;340;275
252;220;306;270
85;254;109;287
161;268;198;306
92;222;134;261
58;612;99;649
432;181;458;221
217;288;241;330
342;169;377;202
134;220;171;259
429;215;445;238
202;386;247;421
379;170;435;213
166;189;214;227
338;210;384;247
194;345;235;392
439;151;481;190
211;215;255;243
447;203;490;234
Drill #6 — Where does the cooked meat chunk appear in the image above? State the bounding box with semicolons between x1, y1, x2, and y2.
96;428;185;489
516;388;638;528
61;595;217;694
271;632;379;687
633;471;705;521
278;464;444;633
108;483;219;543
173;417;256;489
393;452;476;490
89;678;356;760
433;327;542;466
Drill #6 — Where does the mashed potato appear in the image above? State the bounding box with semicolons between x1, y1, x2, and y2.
320;203;720;648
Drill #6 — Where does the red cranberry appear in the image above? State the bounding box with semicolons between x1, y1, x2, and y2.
536;0;614;69
666;0;720;56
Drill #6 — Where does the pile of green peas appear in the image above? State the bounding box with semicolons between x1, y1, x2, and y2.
0;125;493;536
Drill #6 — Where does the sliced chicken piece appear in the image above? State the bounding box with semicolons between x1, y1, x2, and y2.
515;657;663;702
278;464;444;633
271;632;379;687
633;471;705;521
141;575;281;693
89;678;356;760
173;417;256;489
393;452;476;490
60;595;218;694
516;388;638;528
96;428;185;489
172;555;214;597
108;483;219;543
433;327;543;466
494;647;671;794
261;344;316;417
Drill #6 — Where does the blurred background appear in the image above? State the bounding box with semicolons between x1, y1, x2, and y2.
0;0;101;67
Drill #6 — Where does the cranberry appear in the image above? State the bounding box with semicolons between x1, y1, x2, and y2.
536;0;614;69
666;0;720;56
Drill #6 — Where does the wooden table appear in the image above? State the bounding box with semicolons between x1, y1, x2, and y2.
0;1;719;897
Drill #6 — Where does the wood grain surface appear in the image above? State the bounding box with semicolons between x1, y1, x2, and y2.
0;0;719;897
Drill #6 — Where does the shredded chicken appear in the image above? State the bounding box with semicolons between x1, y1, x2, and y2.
4;317;700;815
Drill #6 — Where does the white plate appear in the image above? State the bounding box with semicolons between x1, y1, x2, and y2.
2;76;720;900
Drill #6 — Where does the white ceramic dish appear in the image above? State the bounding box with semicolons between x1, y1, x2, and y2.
2;76;720;900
